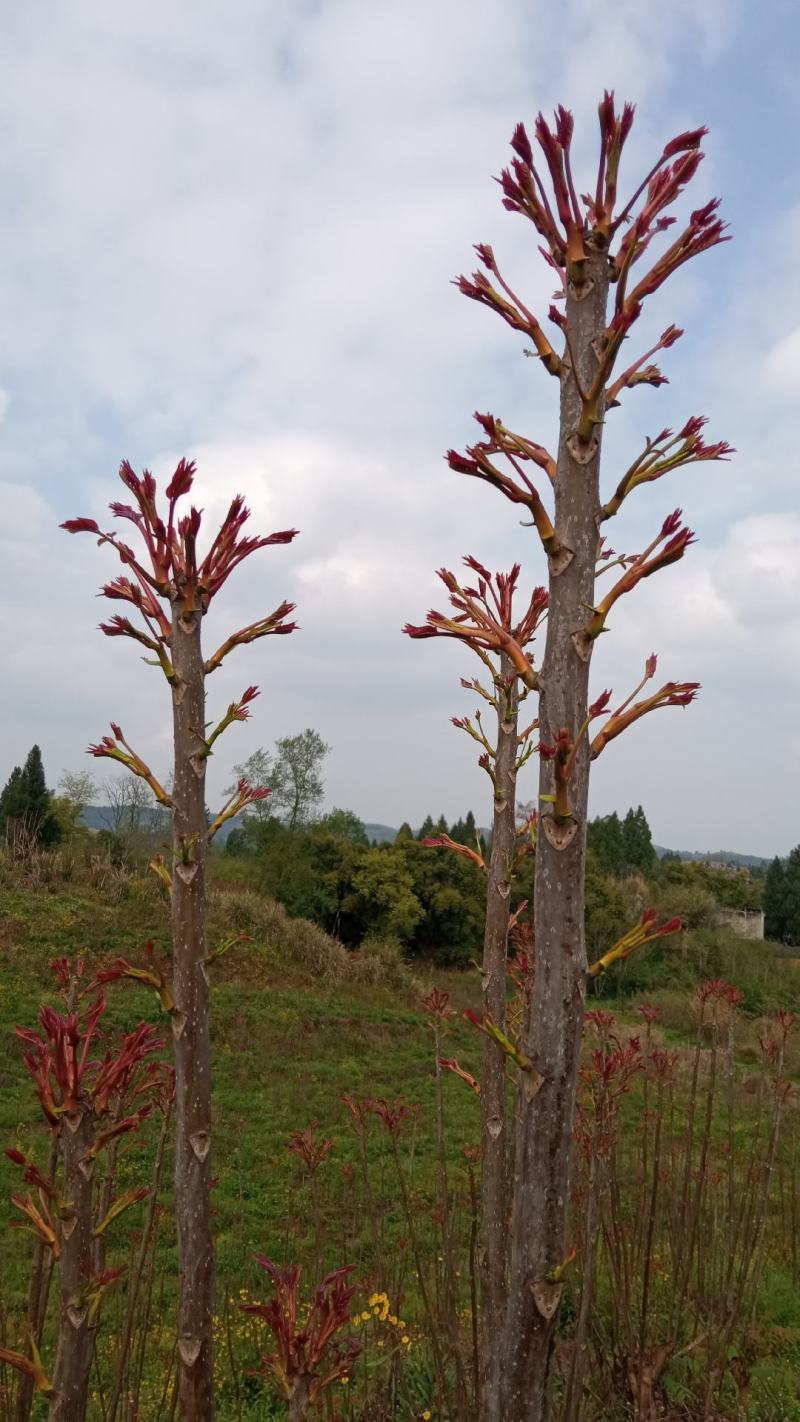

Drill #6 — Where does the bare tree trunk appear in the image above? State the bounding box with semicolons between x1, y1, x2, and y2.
479;655;519;1422
48;1113;96;1422
287;1378;313;1422
170;602;214;1421
503;252;609;1421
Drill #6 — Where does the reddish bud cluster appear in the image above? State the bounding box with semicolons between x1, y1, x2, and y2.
207;778;271;841
63;461;299;676
588;910;682;979
637;1003;663;1027
50;957;86;993
584;510;696;643
242;1257;359;1407
649;1048;678;1080
590;674;700;759
603;417;734;517
368;1098;416;1137
695;978;743;1007
447;412;560;555
287;1121;335;1176
340;1094;373;1131
758;1008;796;1065
89;939;176;1017
577;1023;643;1158
453;94;729;465
454;257;561;374
404;558;547;692
421;987;453;1022
15;996;162;1128
422;833;486;872
340;1093;420;1141
64;462;297;613
438;1058;481;1095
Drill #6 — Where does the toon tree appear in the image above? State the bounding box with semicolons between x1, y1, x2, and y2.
63;463;298;1421
413;96;730;1421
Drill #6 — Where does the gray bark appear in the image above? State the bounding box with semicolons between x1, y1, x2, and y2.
478;655;519;1422
503;249;609;1420
48;1112;96;1422
170;603;215;1422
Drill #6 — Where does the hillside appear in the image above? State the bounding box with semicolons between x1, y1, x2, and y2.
654;845;772;869
1;860;799;1418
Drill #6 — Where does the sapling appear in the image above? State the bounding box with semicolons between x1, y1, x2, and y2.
6;965;163;1421
405;558;544;1409
63;462;298;1420
241;1257;359;1422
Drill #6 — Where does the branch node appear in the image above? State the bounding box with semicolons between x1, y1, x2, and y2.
189;1131;210;1163
531;1279;564;1320
566;433;599;466
571;629;594;663
541;814;578;850
548;543;574;577
178;1336;202;1368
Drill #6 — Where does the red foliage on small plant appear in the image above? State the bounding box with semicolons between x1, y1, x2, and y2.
242;1256;359;1414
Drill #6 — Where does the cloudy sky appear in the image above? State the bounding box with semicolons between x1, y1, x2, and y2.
1;0;798;855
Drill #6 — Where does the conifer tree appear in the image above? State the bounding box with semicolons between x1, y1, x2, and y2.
0;745;61;845
777;846;800;945
0;765;26;833
621;804;656;873
764;855;786;941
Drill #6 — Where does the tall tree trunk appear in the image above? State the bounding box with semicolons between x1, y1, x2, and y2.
503;252;609;1421
170;603;214;1421
48;1113;95;1422
479;655;519;1422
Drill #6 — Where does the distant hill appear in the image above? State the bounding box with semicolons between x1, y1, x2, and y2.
363;823;399;844
363;827;772;864
80;806;242;844
81;805;166;833
654;846;771;870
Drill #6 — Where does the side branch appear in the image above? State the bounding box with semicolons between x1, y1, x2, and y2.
87;724;172;807
204;605;298;675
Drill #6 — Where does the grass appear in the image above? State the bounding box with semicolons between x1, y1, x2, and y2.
0;870;481;1392
1;857;800;1419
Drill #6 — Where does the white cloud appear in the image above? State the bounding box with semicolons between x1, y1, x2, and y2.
1;0;796;855
763;326;800;396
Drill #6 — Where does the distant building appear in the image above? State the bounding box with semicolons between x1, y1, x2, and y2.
716;908;765;940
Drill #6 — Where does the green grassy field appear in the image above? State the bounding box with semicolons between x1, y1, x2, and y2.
1;864;800;1420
